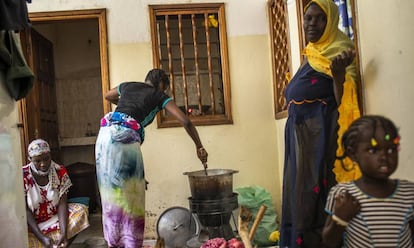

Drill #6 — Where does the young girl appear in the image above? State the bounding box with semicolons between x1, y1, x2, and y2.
322;115;414;247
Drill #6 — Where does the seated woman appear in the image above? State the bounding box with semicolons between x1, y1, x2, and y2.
23;139;89;248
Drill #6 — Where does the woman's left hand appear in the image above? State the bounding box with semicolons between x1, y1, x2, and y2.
330;48;355;83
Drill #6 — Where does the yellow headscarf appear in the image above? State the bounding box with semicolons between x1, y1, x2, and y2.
303;0;361;183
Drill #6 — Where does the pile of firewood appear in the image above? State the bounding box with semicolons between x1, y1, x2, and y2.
238;205;267;248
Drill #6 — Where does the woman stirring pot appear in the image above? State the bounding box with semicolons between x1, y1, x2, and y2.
95;68;208;248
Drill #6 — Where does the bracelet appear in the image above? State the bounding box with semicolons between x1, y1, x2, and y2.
332;214;349;227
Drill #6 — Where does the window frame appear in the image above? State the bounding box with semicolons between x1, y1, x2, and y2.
149;3;233;128
267;0;292;119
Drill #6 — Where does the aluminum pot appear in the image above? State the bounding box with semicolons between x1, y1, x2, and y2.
183;169;238;200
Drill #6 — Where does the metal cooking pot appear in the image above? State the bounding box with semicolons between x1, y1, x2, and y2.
183;169;238;200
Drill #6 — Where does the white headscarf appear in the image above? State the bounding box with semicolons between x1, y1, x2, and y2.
28;139;50;157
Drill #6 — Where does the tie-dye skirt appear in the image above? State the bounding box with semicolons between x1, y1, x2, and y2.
95;113;146;248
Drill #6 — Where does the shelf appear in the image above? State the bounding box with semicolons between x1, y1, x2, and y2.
60;136;97;147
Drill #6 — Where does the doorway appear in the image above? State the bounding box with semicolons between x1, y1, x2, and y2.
18;9;111;165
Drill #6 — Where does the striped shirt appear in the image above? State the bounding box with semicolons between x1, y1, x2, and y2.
325;180;414;247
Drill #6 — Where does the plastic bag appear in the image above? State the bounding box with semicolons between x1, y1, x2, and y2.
235;186;278;246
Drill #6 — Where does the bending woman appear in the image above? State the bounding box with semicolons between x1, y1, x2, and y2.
279;0;360;247
95;68;208;248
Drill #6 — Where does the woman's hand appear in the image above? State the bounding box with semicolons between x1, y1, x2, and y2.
105;87;120;105
330;48;355;83
40;235;54;248
197;147;208;165
330;48;356;104
56;234;68;248
333;189;360;222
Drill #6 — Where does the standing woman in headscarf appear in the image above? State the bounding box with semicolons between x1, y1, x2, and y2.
95;68;208;248
280;0;361;247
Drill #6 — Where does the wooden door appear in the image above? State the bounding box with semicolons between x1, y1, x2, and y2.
19;28;61;163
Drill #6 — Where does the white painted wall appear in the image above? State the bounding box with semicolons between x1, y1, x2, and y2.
355;0;414;180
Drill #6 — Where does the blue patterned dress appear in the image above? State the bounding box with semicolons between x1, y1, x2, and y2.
280;63;338;248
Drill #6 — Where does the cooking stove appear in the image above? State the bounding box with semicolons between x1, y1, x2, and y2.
186;193;239;248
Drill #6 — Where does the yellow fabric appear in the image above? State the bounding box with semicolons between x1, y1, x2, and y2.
304;0;361;183
333;73;362;182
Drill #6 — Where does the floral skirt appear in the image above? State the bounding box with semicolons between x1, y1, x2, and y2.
28;203;89;248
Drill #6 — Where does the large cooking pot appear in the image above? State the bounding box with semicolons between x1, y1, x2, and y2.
183;169;238;200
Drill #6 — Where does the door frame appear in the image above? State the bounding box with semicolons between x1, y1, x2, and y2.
18;9;111;161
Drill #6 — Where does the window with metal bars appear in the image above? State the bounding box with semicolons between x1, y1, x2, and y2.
149;3;232;128
268;0;292;119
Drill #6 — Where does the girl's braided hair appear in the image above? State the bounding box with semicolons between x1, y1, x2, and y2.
339;115;399;159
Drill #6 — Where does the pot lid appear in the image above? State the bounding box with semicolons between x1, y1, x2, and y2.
156;206;199;248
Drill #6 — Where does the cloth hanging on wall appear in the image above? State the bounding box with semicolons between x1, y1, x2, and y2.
0;30;34;100
0;0;34;101
0;0;31;31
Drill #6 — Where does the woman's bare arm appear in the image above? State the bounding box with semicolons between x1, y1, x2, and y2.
164;100;208;164
26;203;53;247
56;193;69;247
105;87;119;105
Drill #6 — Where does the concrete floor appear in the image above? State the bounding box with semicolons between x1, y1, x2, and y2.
69;213;107;248
68;212;157;248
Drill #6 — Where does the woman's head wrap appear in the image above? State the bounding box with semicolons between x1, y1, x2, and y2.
304;0;356;79
305;0;340;51
28;139;50;157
